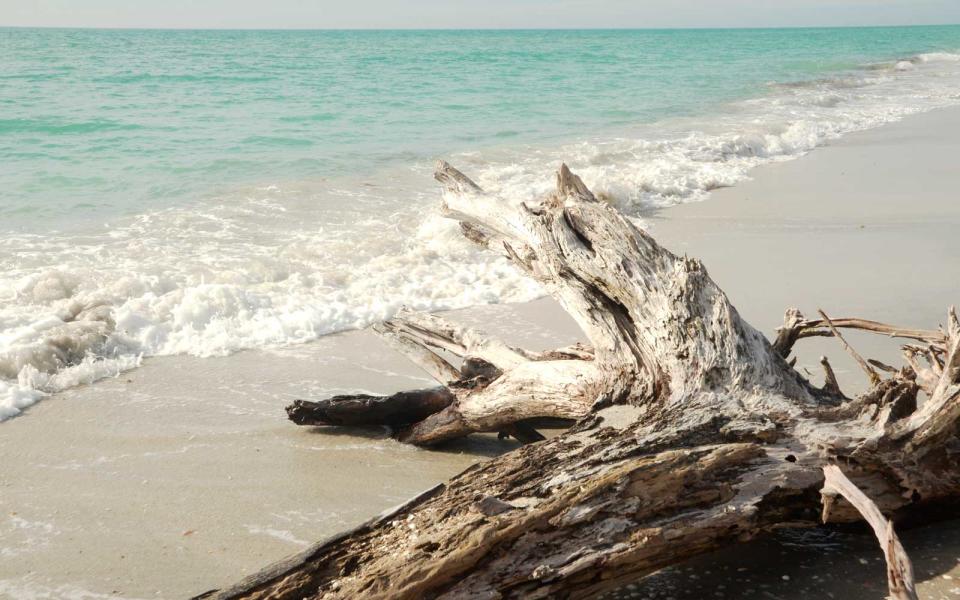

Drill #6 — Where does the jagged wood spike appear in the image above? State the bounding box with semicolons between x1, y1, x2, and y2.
868;358;900;374
820;356;844;397
381;307;533;371
371;322;462;385
818;308;882;386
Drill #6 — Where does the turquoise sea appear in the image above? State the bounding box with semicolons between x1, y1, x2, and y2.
2;26;960;417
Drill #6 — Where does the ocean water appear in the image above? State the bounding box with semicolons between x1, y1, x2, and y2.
2;26;960;418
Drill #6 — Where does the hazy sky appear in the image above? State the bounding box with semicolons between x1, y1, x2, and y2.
3;0;960;29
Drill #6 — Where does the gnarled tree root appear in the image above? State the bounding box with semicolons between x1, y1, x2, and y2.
202;162;960;599
286;306;597;445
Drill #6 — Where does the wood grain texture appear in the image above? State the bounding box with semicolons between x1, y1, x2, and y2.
204;162;960;600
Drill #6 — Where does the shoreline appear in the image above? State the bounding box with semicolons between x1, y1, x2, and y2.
7;39;960;423
3;105;960;598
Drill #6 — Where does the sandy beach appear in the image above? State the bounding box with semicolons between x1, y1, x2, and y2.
3;105;960;599
611;104;960;599
650;105;960;397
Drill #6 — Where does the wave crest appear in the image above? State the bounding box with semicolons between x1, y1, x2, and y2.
3;44;960;419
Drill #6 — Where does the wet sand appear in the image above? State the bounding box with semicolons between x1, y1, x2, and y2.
0;300;580;598
3;106;960;598
603;521;960;600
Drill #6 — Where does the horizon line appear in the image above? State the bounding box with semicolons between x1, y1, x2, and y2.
2;23;959;32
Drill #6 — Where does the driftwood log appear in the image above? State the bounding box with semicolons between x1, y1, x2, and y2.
201;162;960;599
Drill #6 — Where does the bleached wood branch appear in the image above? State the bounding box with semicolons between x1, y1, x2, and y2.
208;164;960;600
822;465;917;600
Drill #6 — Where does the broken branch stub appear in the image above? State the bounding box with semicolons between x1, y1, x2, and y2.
822;465;918;600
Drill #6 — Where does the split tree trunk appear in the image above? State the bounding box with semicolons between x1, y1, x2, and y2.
201;162;960;600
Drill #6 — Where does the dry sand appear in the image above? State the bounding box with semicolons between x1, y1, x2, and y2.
603;105;960;600
648;105;960;398
2;106;960;599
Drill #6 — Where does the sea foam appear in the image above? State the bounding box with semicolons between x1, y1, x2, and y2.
3;48;960;419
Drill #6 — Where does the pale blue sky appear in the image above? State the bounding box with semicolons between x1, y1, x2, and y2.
3;0;960;29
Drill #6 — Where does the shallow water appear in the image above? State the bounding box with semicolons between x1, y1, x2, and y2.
4;26;960;417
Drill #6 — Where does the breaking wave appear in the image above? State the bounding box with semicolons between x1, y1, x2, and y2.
3;48;960;419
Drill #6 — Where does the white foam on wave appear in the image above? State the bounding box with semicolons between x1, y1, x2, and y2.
3;48;960;419
0;380;44;421
466;51;960;213
917;51;960;63
0;189;543;419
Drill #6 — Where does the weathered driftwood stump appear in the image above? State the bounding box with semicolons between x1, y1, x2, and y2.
202;162;960;600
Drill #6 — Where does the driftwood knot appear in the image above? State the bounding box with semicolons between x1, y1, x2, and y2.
474;496;517;517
